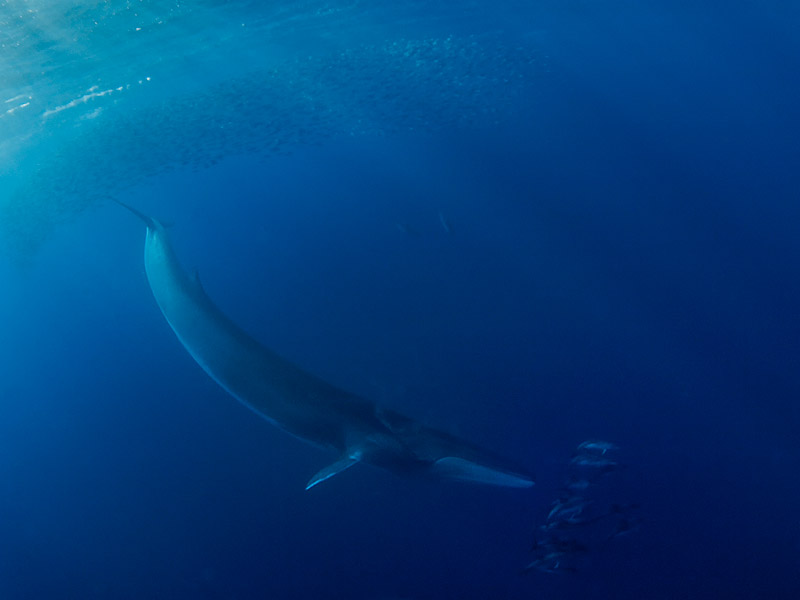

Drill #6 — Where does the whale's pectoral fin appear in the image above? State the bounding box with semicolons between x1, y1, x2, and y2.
431;457;534;488
305;455;359;490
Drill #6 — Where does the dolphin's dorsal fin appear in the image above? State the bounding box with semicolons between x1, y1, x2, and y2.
305;455;359;490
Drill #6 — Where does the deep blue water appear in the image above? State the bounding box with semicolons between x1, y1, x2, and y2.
1;1;799;598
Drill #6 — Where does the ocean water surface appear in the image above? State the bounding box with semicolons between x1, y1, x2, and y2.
1;1;799;598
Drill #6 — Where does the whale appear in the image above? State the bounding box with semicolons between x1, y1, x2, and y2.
117;201;534;490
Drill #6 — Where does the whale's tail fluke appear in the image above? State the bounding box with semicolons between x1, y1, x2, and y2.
431;456;534;488
367;407;534;488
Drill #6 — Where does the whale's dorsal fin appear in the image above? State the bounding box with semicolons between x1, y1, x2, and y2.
305;455;359;490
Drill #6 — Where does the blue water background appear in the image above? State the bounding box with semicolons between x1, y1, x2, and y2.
1;1;799;598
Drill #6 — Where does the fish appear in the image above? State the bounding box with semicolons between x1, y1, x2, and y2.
438;211;452;234
531;535;588;556
570;455;619;471
396;222;421;237
563;478;591;493
575;440;619;455
117;201;534;490
547;497;591;522
607;516;643;541
522;556;578;575
548;537;589;554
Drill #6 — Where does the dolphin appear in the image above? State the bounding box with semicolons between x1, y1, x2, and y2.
117;201;534;490
575;440;619;455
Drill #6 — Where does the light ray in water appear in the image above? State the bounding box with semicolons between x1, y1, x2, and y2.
0;1;547;263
